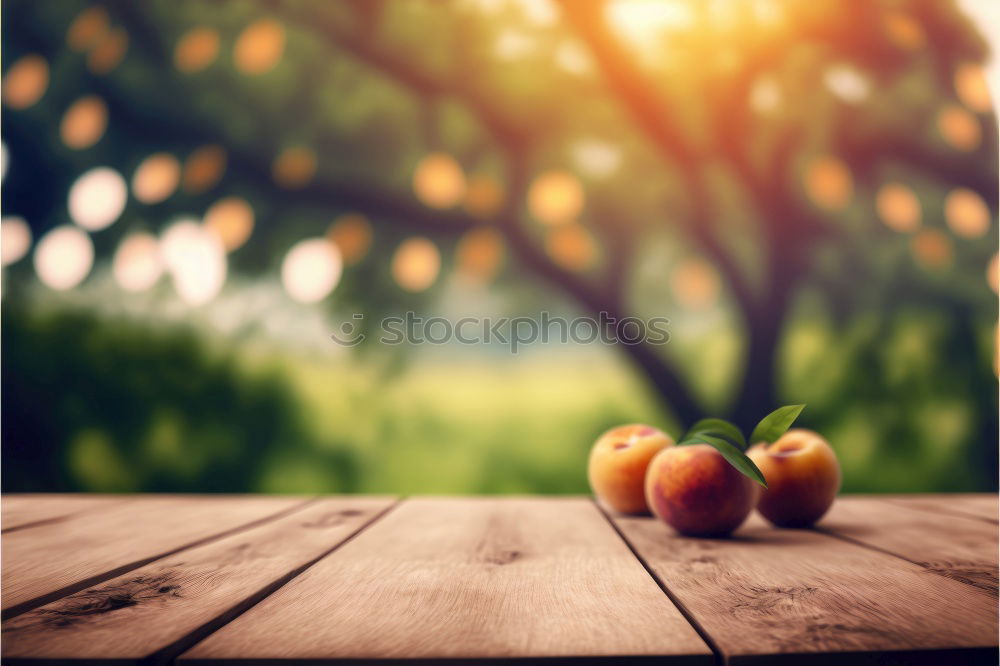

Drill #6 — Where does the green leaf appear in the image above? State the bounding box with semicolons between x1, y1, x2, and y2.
749;404;806;446
683;434;767;488
682;418;747;451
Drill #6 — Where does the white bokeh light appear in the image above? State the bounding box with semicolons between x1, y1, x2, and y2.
113;232;163;292
34;225;94;290
68;167;127;231
824;65;870;104
573;140;622;177
160;219;226;305
281;238;343;304
1;216;32;266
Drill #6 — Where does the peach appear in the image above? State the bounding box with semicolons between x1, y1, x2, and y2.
748;428;841;527
644;444;759;536
588;424;674;514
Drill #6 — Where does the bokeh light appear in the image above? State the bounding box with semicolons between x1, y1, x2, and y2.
883;11;925;51
988;254;999;294
750;76;781;113
60;96;108;150
160;220;227;305
281;238;343;304
392;237;441;292
204;197;255;252
1;217;32;266
182;145;227;194
34;225;94;290
174;27;220;73
234;19;285;75
2;54;49;110
456;227;504;285
113;232;163;292
944;188;990;239
326;213;372;265
954;63;992;113
876;183;921;233
132;153;180;205
804;156;852;212
67;6;110;52
606;0;693;53
911;229;954;270
87;27;128;74
824;64;870;104
413;153;466;209
573;140;623;178
462;174;504;218
528;170;584;226
272;146;317;189
936;105;981;152
69;167;127;231
544;224;597;271
671;257;721;311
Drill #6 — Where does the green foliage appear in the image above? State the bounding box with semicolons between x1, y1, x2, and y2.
749;405;806;446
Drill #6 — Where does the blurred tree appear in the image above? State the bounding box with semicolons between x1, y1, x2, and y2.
1;0;996;456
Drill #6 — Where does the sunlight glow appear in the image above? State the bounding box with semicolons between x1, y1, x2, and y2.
413;153;466;209
392;237;441;292
2;55;49;110
60;96;108;150
69;167;127;231
113;232;163;292
34;225;94;290
282;238;343;304
1;217;32;267
132;153;180;205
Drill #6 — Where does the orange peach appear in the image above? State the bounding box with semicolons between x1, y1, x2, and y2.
644;444;759;536
748;428;841;527
588;424;674;514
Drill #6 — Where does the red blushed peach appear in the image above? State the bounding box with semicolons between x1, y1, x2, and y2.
644;444;759;536
748;428;841;527
588;424;674;514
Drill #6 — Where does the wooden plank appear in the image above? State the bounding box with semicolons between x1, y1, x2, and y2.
2;494;129;533
818;497;999;598
181;497;713;664
607;509;998;665
1;497;395;664
1;495;309;618
882;494;998;523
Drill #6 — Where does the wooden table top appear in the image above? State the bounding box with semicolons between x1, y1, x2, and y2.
1;494;997;664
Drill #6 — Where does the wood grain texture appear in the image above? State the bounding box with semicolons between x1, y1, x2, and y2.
820;497;999;597
1;495;309;618
883;493;998;523
1;497;395;664
2;494;129;533
608;509;999;665
181;497;713;664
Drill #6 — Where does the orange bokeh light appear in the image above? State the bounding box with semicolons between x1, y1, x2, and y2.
88;27;129;74
204;197;255;252
132;153;181;204
2;54;49;110
804;156;852;212
234;19;286;75
529;170;584;226
392;237;441;292
60;96;108;150
456;227;504;284
67;7;110;52
273;146;317;189
327;213;373;266
545;224;597;272
954;63;992;114
463;174;504;218
175;27;220;73
413;153;466;210
883;11;925;51
944;188;990;239
671;257;721;311
183;145;227;194
876;183;921;233
937;105;981;152
911;229;953;270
